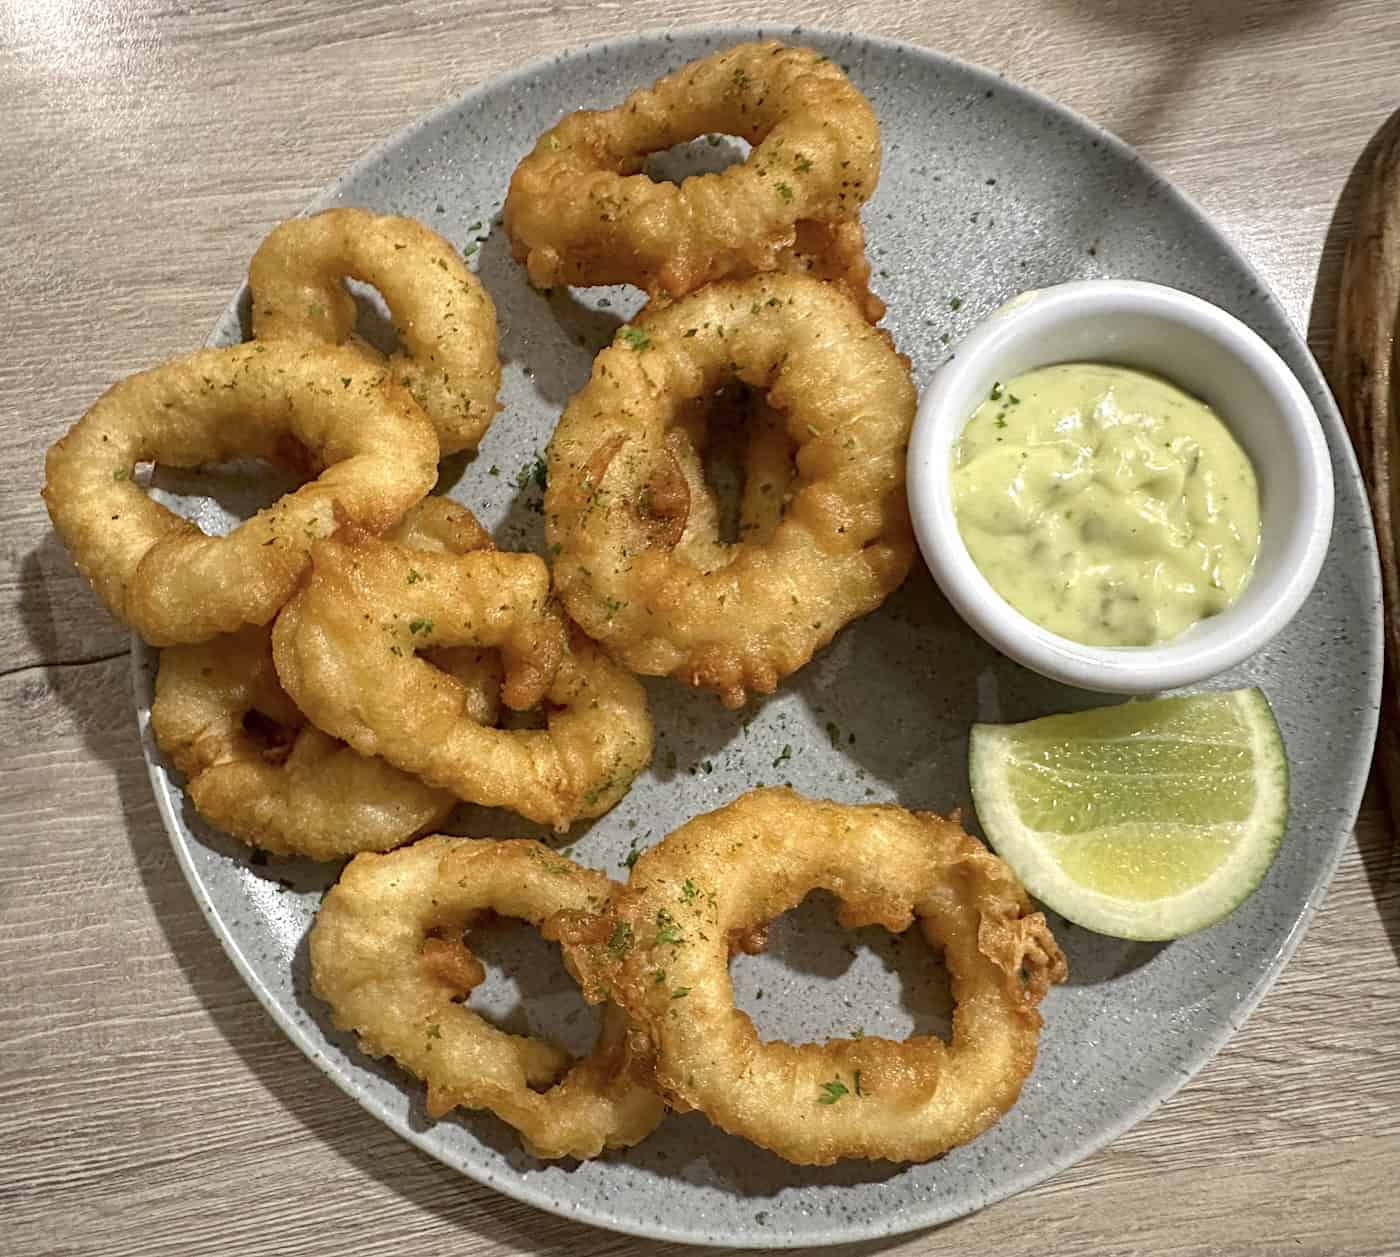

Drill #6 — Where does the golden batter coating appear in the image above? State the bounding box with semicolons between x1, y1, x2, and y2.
573;789;1067;1166
311;837;665;1159
546;273;915;707
504;41;882;301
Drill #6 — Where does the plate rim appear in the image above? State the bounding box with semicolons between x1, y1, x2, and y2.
135;19;1383;1249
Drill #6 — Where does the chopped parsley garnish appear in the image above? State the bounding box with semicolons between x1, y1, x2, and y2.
407;569;422;584
671;987;691;999
776;181;794;203
619;326;651;351
680;879;699;903
989;381;1004;400
514;455;547;492
408;617;433;635
772;744;793;768
948;296;963;311
608;923;634;956
817;1078;849;1105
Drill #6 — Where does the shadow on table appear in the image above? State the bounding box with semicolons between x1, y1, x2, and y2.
1034;0;1341;150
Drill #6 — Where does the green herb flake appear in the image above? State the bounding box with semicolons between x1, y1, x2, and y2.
706;133;722;146
680;879;699;903
488;464;500;476
425;1023;442;1040
817;1078;849;1105
948;296;963;311
112;468;129;481
989;381;1004;401
825;721;841;746
776;181;794;203
408;617;433;636
608;923;634;956
407;569;422;585
772;744;793;768
619;326;651;351
671;987;691;999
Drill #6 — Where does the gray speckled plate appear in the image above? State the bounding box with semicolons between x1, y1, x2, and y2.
133;24;1381;1250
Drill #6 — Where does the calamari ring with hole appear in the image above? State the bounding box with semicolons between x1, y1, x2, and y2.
42;341;438;646
546;273;916;707
271;526;654;829
310;835;664;1159
150;500;504;859
504;41;881;301
573;788;1066;1166
250;209;501;454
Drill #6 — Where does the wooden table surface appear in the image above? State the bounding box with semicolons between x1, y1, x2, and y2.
4;1;1399;1254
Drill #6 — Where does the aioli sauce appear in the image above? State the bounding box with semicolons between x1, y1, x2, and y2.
951;363;1261;646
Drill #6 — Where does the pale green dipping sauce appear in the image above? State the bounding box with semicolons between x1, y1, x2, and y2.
951;363;1261;647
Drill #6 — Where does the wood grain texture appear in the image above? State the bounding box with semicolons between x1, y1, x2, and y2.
3;1;1398;1253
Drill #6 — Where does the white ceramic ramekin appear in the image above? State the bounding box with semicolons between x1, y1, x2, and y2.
906;280;1334;693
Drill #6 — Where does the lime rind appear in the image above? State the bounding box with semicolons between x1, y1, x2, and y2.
969;688;1289;941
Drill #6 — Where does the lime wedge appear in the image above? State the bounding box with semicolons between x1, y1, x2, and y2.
969;688;1289;940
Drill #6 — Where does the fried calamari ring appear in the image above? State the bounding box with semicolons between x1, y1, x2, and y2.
504;41;881;300
150;500;504;859
42;341;438;645
546;273;916;707
578;789;1067;1166
272;528;654;829
311;836;664;1159
250;209;501;454
769;217;885;325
